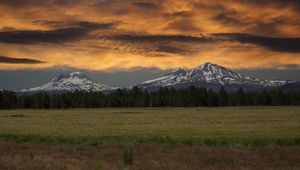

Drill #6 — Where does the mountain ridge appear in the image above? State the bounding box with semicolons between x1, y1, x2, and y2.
19;62;297;93
138;62;294;91
21;72;111;92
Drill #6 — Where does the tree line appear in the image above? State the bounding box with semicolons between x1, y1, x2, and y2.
0;86;300;109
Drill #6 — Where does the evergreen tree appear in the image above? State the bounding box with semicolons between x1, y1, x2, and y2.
0;86;299;109
235;88;246;106
218;87;228;106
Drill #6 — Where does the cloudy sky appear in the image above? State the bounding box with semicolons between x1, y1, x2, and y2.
0;0;300;89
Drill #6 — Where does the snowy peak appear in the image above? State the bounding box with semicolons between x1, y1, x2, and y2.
52;72;91;83
189;62;245;84
141;68;188;87
21;72;111;92
195;62;219;70
140;62;290;89
57;71;86;79
190;62;242;78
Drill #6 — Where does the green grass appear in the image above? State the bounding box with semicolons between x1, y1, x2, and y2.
0;107;299;146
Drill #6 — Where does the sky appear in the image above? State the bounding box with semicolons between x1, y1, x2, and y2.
0;0;300;90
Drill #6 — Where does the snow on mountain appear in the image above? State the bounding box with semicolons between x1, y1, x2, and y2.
139;62;293;89
141;68;188;87
18;63;296;93
21;72;111;92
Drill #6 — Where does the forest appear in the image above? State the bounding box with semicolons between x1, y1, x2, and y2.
0;86;300;109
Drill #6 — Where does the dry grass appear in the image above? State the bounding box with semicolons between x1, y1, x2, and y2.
0;141;299;170
0;107;299;169
0;107;299;146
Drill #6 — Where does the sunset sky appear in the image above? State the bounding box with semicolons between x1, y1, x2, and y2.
0;0;300;89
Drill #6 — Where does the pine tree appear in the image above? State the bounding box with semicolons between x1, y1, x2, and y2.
235;88;246;106
218;87;228;106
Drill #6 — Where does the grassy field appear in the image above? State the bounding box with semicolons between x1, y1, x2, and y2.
1;141;300;170
0;107;299;146
0;107;300;169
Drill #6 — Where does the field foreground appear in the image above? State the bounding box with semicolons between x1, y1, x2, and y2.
0;141;300;170
0;107;299;146
0;107;299;169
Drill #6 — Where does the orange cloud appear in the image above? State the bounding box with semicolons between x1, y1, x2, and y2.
0;0;299;71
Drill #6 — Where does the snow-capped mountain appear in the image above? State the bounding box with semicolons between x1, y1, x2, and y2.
18;63;297;93
21;72;111;92
139;62;293;90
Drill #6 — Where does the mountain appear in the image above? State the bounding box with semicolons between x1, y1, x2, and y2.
21;72;111;93
138;62;295;91
18;63;298;93
279;81;300;92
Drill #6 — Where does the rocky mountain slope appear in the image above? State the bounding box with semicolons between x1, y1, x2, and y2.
21;72;111;92
19;63;296;93
139;62;293;91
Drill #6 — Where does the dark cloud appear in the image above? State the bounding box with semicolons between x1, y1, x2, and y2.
166;19;201;32
0;56;45;64
232;0;300;13
213;11;247;26
34;20;116;29
0;21;116;44
192;2;227;12
32;20;69;28
108;33;300;55
156;45;184;53
213;33;300;53
163;11;192;20
70;21;117;29
0;28;86;44
213;12;288;35
163;12;198;32
0;0;41;7
0;0;81;7
106;34;214;56
155;45;192;55
133;2;160;9
250;19;286;36
239;0;300;7
108;34;213;43
52;0;82;6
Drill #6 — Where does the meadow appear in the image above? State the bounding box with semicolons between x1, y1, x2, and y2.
0;107;300;169
0;107;299;146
